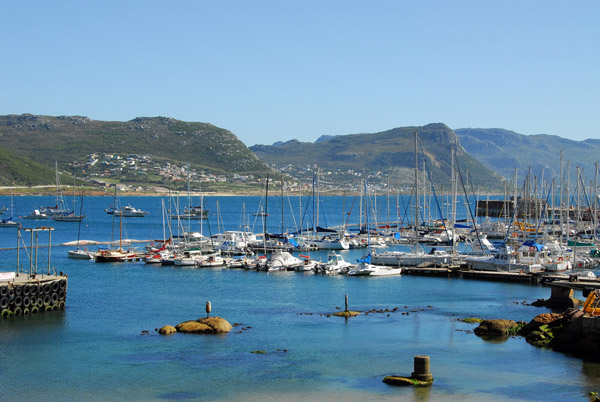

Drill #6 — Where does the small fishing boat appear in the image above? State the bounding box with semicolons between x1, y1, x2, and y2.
315;251;353;275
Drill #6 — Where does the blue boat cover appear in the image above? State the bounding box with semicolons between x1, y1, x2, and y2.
522;241;544;251
356;254;371;264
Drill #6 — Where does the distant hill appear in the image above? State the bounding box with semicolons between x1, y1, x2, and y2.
251;123;504;191
0;147;60;186
0;114;270;178
455;128;600;182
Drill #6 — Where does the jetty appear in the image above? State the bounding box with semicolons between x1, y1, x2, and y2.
0;227;68;317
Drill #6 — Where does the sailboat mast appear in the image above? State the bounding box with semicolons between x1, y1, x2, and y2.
451;147;456;255
414;131;419;249
281;174;284;236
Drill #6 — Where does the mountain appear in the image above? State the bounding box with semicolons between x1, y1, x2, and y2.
251;123;504;191
0;114;269;177
455;128;600;182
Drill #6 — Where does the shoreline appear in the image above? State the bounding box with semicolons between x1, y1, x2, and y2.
0;187;504;198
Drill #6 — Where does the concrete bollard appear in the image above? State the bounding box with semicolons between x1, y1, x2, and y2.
411;355;433;382
206;301;211;318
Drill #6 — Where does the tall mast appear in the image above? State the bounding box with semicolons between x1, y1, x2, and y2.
414;131;419;250
281;174;284;236
451;147;456;254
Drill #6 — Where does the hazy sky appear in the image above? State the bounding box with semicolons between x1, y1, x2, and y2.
1;1;598;146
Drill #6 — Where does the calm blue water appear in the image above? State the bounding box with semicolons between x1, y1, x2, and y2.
0;195;599;401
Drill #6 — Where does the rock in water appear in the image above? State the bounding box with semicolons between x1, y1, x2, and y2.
158;325;177;335
196;317;233;333
176;320;214;334
520;313;563;335
333;310;360;317
474;319;518;336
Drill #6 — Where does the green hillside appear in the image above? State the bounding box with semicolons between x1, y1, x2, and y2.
0;147;61;186
0;114;269;176
251;123;504;191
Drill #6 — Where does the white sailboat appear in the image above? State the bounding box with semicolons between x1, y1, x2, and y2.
41;161;72;216
348;180;401;277
0;194;19;227
68;193;94;259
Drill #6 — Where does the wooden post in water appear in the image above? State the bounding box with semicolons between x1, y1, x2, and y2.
345;294;348;312
206;301;211;318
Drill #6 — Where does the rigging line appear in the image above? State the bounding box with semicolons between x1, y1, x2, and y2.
344;190;359;229
455;157;485;251
286;194;299;234
417;137;451;241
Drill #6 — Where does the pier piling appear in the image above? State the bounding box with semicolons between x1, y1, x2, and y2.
411;355;433;382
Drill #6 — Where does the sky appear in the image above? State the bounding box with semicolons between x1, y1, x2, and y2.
1;1;598;146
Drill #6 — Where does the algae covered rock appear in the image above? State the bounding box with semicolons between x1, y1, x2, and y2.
382;376;433;387
158;325;177;335
196;317;232;333
520;313;563;335
176;320;214;334
474;319;518;336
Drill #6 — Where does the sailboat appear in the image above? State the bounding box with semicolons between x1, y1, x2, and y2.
0;194;18;227
52;183;85;222
348;180;401;276
68;193;94;259
370;131;451;268
41;162;72;216
94;189;138;262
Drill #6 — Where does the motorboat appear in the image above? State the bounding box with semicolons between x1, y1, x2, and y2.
348;254;401;276
370;247;451;267
114;204;149;217
315;251;353;275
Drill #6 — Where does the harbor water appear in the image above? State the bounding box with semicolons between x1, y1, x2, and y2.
0;195;599;401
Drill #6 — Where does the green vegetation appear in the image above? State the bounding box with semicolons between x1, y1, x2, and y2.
0;114;270;179
460;317;483;324
251;123;504;191
0;147;68;186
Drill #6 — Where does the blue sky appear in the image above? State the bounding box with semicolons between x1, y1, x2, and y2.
1;1;598;146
